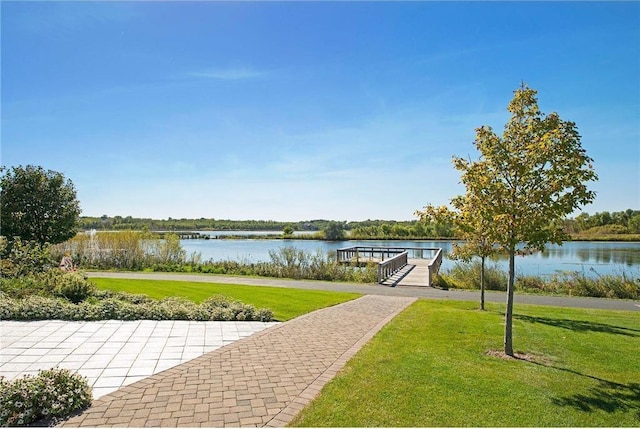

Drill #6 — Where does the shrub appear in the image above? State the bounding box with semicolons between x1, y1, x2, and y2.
0;269;95;303
0;237;54;278
0;292;274;322
52;273;95;304
0;368;92;427
0;276;45;299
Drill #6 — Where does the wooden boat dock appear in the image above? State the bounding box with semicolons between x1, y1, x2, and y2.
337;246;443;287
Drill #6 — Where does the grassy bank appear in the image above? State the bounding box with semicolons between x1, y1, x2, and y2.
92;278;360;321
291;300;640;427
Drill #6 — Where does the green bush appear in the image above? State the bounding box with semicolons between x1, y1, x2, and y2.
0;368;92;427
0;292;274;322
0;276;44;299
52;273;95;304
0;237;54;278
0;269;95;304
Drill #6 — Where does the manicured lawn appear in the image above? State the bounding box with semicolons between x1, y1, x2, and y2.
290;300;640;427
91;278;360;321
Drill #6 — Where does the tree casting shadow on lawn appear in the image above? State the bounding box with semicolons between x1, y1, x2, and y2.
547;367;640;420
515;314;640;337
487;314;639;419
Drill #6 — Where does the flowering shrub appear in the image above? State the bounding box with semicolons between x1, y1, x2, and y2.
0;368;92;427
0;292;274;322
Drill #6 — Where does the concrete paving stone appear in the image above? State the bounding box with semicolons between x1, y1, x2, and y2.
127;362;158;377
159;351;182;360
20;347;54;356
73;344;102;354
37;353;70;363
61;353;92;363
155;359;182;372
123;375;146;385
0;361;31;372
58;361;84;371
27;361;61;371
107;354;138;367
81;357;114;369
101;367;130;378
78;368;105;379
11;353;41;363
93;376;126;389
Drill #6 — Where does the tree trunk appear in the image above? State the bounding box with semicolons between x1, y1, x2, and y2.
504;248;516;356
480;255;486;311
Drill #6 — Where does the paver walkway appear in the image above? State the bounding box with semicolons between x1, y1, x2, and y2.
62;295;416;427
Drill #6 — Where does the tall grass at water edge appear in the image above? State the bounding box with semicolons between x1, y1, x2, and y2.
438;260;640;300
51;231;185;270
51;232;377;283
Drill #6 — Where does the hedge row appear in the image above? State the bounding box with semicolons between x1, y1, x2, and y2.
0;293;273;322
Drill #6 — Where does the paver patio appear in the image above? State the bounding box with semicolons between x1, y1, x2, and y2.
0;320;279;399
61;295;416;427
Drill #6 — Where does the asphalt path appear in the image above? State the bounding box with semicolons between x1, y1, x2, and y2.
88;271;640;312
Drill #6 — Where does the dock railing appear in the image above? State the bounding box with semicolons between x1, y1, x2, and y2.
428;248;443;286
336;246;407;264
377;251;409;283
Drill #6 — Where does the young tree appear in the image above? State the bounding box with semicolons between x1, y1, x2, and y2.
0;165;81;246
416;197;496;310
457;84;597;356
454;183;499;311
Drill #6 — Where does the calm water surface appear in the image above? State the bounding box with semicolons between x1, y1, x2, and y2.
181;233;640;278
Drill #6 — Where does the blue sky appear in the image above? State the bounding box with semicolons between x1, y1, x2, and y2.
2;1;639;221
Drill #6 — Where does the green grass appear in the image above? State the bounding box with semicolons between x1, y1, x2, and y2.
91;278;360;321
290;300;640;427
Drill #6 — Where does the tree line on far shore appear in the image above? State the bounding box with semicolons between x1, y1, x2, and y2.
77;209;640;240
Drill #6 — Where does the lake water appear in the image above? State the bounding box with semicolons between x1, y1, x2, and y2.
180;233;640;278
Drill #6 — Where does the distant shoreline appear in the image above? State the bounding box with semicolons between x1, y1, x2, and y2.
81;229;640;243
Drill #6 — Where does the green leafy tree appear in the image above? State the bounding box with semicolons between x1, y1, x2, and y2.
323;221;346;241
629;214;640;234
0;165;81;245
283;225;295;237
456;84;597;356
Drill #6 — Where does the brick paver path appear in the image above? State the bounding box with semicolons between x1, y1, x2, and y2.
62;295;416;427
